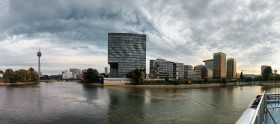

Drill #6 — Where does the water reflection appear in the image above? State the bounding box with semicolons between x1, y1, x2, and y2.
0;82;276;124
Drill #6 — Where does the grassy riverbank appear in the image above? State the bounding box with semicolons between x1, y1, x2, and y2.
0;82;39;86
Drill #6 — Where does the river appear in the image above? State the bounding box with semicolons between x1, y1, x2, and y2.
0;82;278;124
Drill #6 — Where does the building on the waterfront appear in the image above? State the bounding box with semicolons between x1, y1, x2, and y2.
173;63;184;79
187;70;202;79
261;65;271;75
108;33;146;78
37;48;42;76
226;58;236;79
150;59;184;79
150;59;174;79
213;52;226;79
203;59;213;78
62;69;73;79
70;68;81;79
0;73;3;78
194;65;207;79
184;65;193;78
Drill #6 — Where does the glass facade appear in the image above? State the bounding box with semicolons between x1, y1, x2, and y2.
108;33;146;78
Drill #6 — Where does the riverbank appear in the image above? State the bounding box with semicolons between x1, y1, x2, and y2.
113;83;236;88
0;82;39;86
39;79;58;82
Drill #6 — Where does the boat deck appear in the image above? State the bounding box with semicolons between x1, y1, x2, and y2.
265;100;280;124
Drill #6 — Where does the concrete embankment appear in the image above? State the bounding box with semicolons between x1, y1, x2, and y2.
0;82;38;86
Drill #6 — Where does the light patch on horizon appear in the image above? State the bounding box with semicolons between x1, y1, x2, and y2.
0;0;280;75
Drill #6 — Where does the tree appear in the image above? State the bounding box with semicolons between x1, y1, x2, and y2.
126;68;145;85
29;67;39;82
149;73;154;79
268;74;275;81
240;72;244;80
82;68;100;83
17;69;27;82
4;69;18;83
262;67;273;81
0;70;4;74
204;78;208;84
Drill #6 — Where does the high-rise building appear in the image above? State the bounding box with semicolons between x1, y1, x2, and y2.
227;58;236;79
261;65;271;75
213;52;226;79
203;59;213;78
108;33;146;78
37;48;42;76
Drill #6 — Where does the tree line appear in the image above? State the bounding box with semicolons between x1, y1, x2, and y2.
0;67;40;83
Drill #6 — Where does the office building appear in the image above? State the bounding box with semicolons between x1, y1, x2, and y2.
150;59;174;79
194;65;207;78
70;68;81;79
261;65;271;75
108;33;146;78
173;63;184;79
184;65;193;78
150;59;184;79
203;59;213;78
187;70;202;79
62;69;73;79
227;58;236;79
213;52;226;78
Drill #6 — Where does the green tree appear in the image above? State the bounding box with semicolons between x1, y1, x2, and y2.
222;78;227;84
29;67;39;82
17;69;27;82
204;78;208;84
82;68;100;83
126;68;145;85
262;67;273;81
240;72;244;81
0;70;4;74
4;69;18;83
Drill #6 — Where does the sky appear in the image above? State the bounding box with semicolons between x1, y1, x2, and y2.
0;0;280;75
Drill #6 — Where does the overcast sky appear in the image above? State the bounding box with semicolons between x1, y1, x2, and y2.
0;0;279;75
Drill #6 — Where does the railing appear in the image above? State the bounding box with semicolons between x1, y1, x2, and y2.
250;91;266;124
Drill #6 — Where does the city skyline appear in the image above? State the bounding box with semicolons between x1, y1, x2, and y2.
1;0;280;75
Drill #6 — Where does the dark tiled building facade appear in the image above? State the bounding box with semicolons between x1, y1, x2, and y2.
108;33;146;78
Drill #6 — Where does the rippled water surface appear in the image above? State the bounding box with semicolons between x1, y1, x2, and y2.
0;82;279;124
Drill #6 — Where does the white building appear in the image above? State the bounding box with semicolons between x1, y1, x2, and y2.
0;74;3;78
62;69;73;79
203;59;214;78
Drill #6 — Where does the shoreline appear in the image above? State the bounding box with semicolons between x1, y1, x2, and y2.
0;82;39;86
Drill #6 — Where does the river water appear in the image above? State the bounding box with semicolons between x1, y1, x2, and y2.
0;82;278;124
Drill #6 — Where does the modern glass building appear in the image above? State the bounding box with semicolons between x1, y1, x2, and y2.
226;58;236;79
108;33;146;78
213;52;226;79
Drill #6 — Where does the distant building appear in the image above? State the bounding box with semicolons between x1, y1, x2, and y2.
62;69;73;79
105;67;108;74
227;58;236;79
0;73;3;78
203;59;213;78
150;59;184;79
244;74;261;79
108;33;146;78
184;65;193;78
70;68;81;79
261;65;271;75
213;52;226;78
187;70;202;79
194;65;207;79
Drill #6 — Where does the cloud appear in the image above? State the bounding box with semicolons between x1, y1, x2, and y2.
0;0;280;75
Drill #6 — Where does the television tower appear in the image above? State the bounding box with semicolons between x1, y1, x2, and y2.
37;48;42;76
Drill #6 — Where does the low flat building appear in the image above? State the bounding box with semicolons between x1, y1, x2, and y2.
184;65;193;78
0;73;3;78
150;59;184;79
104;78;132;85
187;70;202;79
